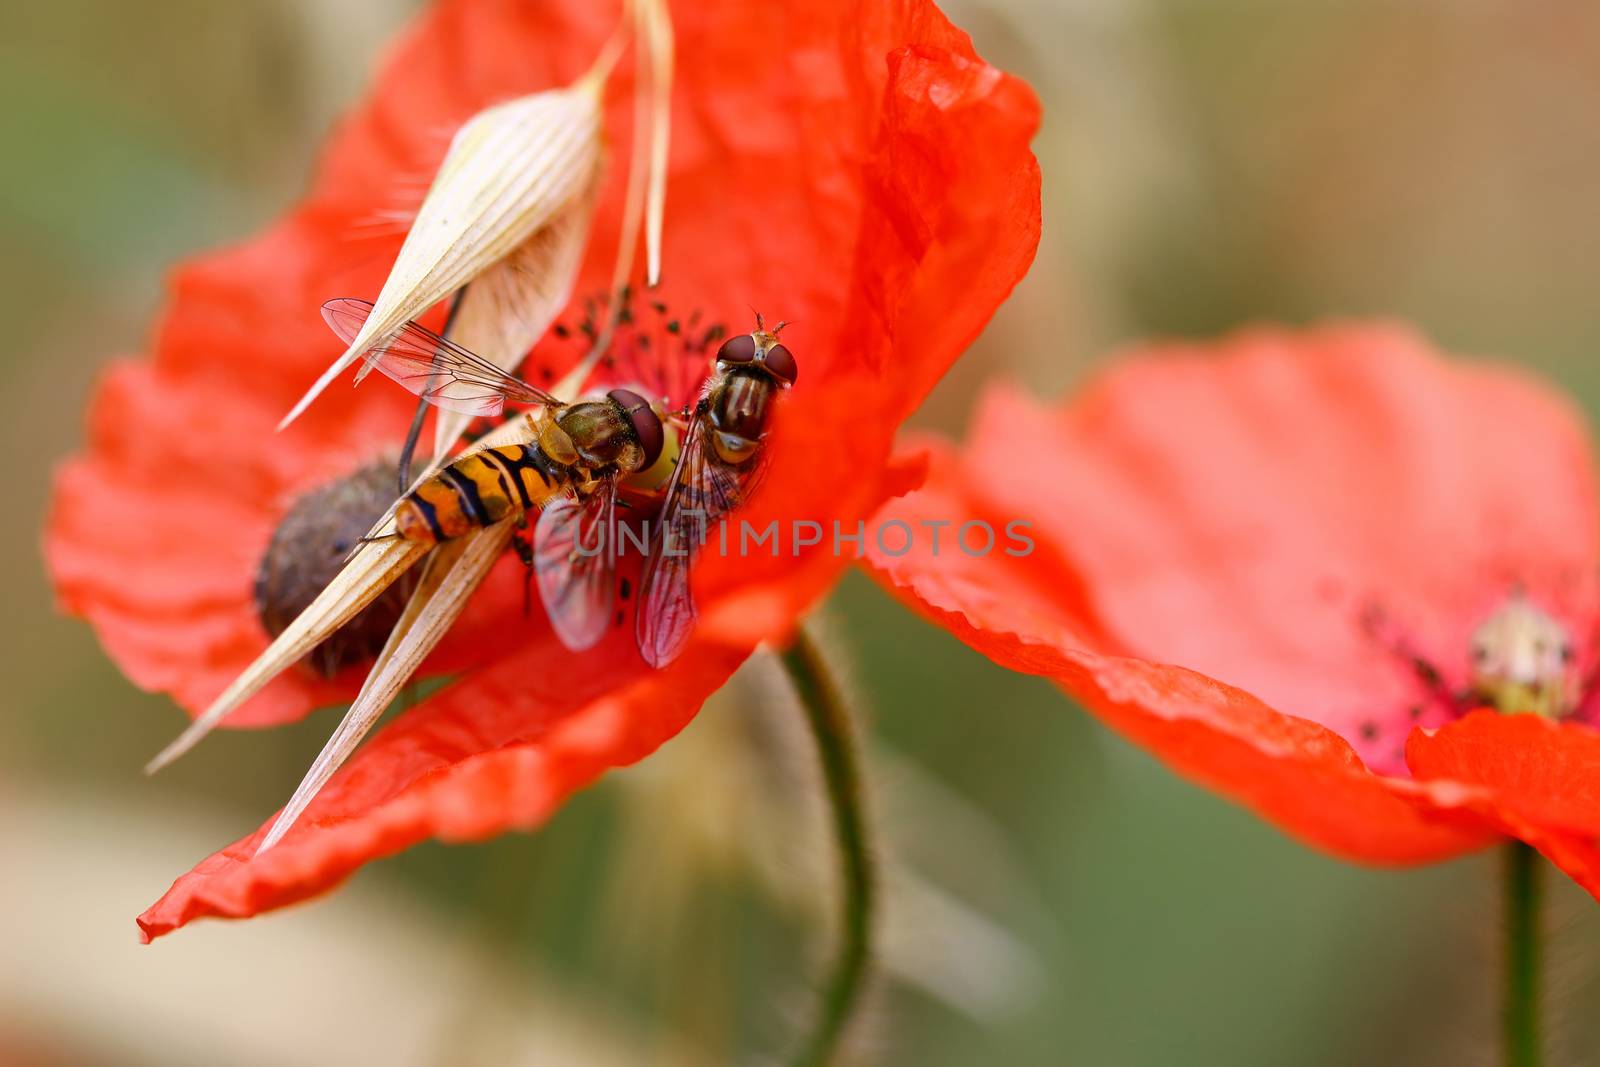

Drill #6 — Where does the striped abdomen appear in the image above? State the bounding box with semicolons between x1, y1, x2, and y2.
395;444;571;544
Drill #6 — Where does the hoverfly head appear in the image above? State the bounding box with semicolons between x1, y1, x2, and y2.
607;388;665;471
716;316;797;387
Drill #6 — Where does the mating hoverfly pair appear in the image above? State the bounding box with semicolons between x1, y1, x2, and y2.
319;298;798;667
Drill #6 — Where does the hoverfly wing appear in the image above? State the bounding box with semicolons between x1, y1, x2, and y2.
534;479;619;652
636;542;695;668
321;298;564;417
635;418;750;668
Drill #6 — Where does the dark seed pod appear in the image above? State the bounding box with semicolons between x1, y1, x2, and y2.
254;460;419;678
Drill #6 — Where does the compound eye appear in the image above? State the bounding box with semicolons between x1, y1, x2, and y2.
607;388;664;469
761;343;797;385
716;333;757;365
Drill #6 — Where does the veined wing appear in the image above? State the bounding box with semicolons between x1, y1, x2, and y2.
635;416;759;668
321;298;563;416
535;477;620;652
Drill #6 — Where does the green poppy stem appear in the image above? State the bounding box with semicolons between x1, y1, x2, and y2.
1503;840;1544;1067
778;627;876;1067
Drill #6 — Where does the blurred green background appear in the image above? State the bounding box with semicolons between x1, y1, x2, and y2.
8;1;1600;1064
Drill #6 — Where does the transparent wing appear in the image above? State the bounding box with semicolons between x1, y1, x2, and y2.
321;298;563;416
635;415;758;668
535;478;620;652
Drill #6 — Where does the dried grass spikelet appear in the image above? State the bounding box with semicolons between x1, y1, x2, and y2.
146;0;678;849
278;70;605;429
428;175;597;462
258;520;516;852
281;0;674;434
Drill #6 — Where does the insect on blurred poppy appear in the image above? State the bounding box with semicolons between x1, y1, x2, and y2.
865;325;1600;894
43;0;1041;940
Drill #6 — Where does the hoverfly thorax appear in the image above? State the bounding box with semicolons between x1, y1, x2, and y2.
705;319;797;465
1468;590;1577;718
708;372;774;464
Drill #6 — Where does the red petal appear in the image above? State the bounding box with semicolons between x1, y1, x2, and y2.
869;328;1600;863
138;637;746;941
97;0;1041;935
869;441;1495;863
1407;711;1600;837
1401;712;1600;900
890;328;1599;778
1509;830;1600;902
45;362;406;725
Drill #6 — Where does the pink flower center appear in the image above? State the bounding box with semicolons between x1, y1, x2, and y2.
1354;589;1594;776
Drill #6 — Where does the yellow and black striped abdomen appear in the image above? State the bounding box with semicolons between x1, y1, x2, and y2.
394;444;571;543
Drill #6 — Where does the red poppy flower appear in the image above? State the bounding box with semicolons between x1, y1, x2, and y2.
44;0;1039;940
865;325;1600;893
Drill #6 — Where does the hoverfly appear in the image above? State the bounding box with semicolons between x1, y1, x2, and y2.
321;298;664;651
636;315;798;667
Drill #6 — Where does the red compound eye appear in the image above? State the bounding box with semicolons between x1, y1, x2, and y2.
716;333;756;364
607;388;664;468
761;342;797;385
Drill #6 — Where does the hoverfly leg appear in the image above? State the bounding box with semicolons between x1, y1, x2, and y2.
354;531;403;548
340;530;404;567
394;285;470;495
510;515;535;618
395;396;429;496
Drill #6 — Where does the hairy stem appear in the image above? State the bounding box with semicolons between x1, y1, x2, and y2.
778;628;876;1067
1503;840;1544;1067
